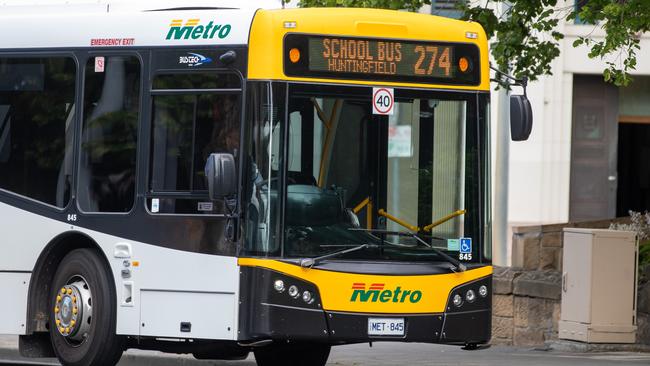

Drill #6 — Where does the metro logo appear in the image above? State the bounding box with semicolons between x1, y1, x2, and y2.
350;283;423;303
166;19;232;40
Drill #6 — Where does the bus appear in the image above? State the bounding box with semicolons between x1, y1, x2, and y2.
0;2;530;365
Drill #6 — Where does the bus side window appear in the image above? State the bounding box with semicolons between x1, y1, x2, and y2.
148;72;241;215
78;56;141;213
0;57;76;208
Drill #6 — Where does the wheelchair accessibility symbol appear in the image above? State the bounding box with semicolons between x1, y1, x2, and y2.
460;238;472;254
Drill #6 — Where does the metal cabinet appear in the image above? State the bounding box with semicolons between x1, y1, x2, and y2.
559;228;637;343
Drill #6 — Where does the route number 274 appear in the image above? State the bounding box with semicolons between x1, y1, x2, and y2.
414;46;451;77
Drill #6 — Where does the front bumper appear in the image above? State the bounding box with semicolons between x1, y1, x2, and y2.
238;265;492;345
326;309;490;344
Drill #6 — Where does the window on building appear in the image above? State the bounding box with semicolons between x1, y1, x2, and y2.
78;55;141;213
432;0;465;19
574;0;590;25
0;57;76;208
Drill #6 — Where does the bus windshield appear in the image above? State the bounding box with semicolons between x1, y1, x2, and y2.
244;83;485;264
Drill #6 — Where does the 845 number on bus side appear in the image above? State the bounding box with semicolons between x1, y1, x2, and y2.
459;253;472;261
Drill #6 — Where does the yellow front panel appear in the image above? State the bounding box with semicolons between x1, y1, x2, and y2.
239;258;492;314
247;8;490;91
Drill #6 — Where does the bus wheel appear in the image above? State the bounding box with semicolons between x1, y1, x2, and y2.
254;342;331;366
49;249;124;366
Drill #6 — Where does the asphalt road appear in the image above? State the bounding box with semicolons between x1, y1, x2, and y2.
2;336;650;366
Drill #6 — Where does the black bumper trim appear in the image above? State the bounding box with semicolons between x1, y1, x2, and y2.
325;311;445;343
441;309;491;344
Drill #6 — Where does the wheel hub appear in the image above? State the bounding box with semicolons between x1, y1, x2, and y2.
54;278;93;342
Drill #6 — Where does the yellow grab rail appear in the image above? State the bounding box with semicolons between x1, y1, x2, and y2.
311;97;330;129
351;197;372;229
317;99;342;187
377;209;419;232
423;209;466;232
353;197;370;214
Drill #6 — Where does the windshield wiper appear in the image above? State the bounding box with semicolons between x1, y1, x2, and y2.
347;228;467;272
411;234;467;272
299;243;377;268
348;228;445;241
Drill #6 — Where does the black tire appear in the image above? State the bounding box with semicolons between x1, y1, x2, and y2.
254;342;331;366
462;343;478;350
49;249;124;366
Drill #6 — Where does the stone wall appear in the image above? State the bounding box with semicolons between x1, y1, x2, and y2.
492;267;561;346
493;217;650;347
510;217;630;271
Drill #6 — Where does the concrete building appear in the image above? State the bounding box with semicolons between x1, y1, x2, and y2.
481;2;650;268
501;5;650;225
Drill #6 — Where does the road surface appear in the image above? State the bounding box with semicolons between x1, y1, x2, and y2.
1;336;650;365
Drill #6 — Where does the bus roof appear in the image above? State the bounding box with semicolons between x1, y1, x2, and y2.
0;0;282;13
0;4;267;49
0;5;490;91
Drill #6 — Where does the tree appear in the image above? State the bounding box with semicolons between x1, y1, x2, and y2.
297;0;650;86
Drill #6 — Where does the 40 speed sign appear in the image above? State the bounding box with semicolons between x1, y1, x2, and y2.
372;87;394;115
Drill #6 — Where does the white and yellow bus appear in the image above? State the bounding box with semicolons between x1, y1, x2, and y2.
0;2;530;365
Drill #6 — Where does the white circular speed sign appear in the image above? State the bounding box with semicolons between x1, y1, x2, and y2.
372;87;394;115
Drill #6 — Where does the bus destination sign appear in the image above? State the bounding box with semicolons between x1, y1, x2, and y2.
310;37;453;79
284;34;480;86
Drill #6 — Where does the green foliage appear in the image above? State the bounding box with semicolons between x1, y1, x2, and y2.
459;1;562;84
298;0;430;12
298;0;650;87
610;211;650;283
636;247;650;283
570;0;649;86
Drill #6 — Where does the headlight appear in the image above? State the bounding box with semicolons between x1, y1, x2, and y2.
452;294;463;307
302;291;313;304
446;277;491;313
479;285;488;297
274;279;285;293
466;289;476;303
288;285;300;298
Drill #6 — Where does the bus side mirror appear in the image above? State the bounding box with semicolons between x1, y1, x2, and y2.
510;95;533;141
205;153;237;200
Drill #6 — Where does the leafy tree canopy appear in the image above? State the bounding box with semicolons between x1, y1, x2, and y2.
297;0;650;86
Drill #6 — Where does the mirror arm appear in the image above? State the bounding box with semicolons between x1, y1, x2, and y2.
490;65;528;96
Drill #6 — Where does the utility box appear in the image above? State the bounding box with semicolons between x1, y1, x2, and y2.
559;228;638;343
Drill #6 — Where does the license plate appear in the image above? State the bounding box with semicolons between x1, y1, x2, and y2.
367;318;405;336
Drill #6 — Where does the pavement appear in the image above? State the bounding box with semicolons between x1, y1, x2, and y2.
3;335;650;365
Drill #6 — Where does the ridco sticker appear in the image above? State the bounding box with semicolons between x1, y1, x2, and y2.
350;283;422;303
166;19;232;40
179;53;213;67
